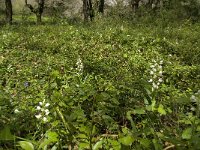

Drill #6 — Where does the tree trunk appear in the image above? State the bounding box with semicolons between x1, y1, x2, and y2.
25;0;44;24
83;0;89;21
98;0;104;14
131;0;140;13
5;0;13;25
83;0;94;22
36;0;44;24
88;0;94;21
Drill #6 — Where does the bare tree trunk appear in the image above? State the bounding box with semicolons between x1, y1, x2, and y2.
88;0;94;21
98;0;104;14
83;0;89;21
5;0;12;25
131;0;140;13
25;0;45;24
37;0;45;24
83;0;94;22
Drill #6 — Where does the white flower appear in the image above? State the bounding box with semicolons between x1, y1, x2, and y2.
153;82;158;89
45;103;50;107
153;75;157;79
3;34;7;39
197;90;200;94
14;109;20;113
76;56;84;74
39;102;43;106
190;95;196;102
153;68;157;72
45;109;50;115
150;71;154;75
159;71;163;76
149;79;153;82
43;117;48;122
158;78;163;83
150;65;155;68
158;65;162;69
190;107;196;111
152;87;154;91
160;60;163;64
35;114;42;119
36;106;41;110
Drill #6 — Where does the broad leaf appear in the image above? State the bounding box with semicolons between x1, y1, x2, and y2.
158;104;166;115
93;140;103;150
39;132;58;149
119;135;134;146
182;127;192;139
19;141;34;150
139;139;151;148
134;108;145;114
0;126;14;140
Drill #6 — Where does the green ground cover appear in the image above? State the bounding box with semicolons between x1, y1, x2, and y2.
0;17;200;149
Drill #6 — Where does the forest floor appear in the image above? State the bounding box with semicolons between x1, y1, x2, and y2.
0;16;200;149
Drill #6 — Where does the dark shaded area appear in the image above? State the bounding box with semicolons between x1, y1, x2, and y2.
98;0;105;13
5;0;12;25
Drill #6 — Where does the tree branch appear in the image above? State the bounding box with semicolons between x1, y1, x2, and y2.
24;0;37;13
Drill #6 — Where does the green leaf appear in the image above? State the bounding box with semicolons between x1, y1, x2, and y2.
167;107;172;113
109;140;121;149
122;127;128;134
123;53;128;58
126;111;137;132
47;131;58;142
50;70;60;78
158;104;166;115
119;135;134;146
182;127;192;139
93;140;103;150
92;125;97;135
19;141;34;150
0;126;14;140
0;56;4;64
152;139;162;150
38;132;58;149
79;142;90;149
76;134;87;139
79;125;90;135
110;98;120;105
139;139;151;148
39;139;52;150
151;100;156;111
197;126;200;132
134;108;145;114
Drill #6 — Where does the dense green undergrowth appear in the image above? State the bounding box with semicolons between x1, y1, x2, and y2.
0;17;200;150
